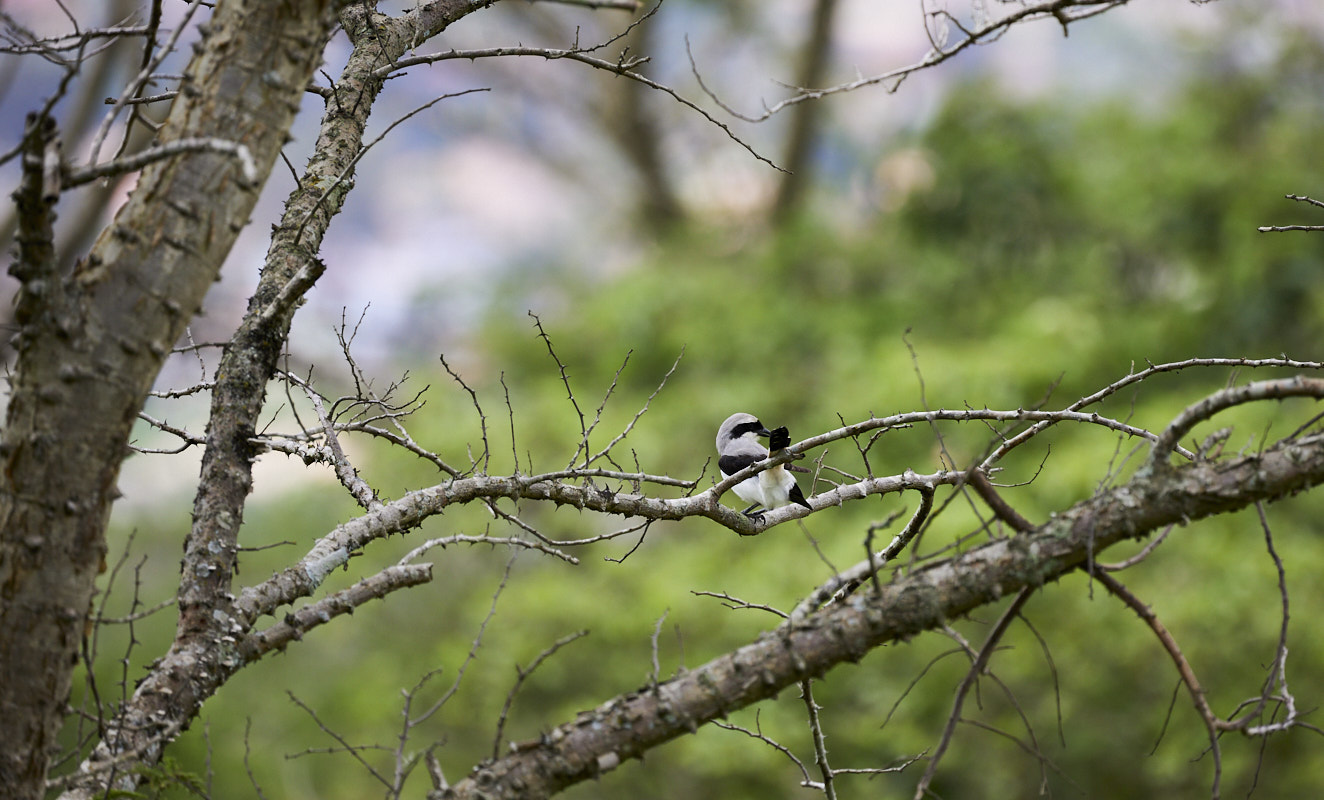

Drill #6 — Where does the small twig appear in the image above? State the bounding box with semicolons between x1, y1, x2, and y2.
96;594;177;625
491;630;589;759
1018;612;1066;747
397;535;578;566
913;587;1034;799
603;520;653;563
571;349;632;470
690;590;788;619
649;608;670;689
535;0;641;8
1097;523;1175;571
303;381;382;511
789;483;934;621
286;691;393;789
1258;193;1324;232
713;711;813;785
66;136;258;187
501;372;520;473
863;509;907;596
132;411;204;452
382;27;784;172
86;0;205;164
530;313;588;460
243;719;269;800
985;357;1324;469
584;347;683;468
1257;224;1324;232
287;87;489;247
801;679;836;800
966;467;1035;533
438;357;490;474
1238;503;1297;736
688;0;1128;125
390;667;445;796
410;557;517;727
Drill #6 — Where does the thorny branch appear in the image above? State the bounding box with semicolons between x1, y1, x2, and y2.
112;331;1324;793
437;423;1324;799
690;0;1132;123
1091;500;1308;800
15;0;1323;796
492;630;591;759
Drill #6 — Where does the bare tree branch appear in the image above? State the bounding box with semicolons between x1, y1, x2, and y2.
64;136;258;188
1258;194;1324;232
439;421;1324;799
689;0;1133;123
239;564;434;663
913;587;1034;798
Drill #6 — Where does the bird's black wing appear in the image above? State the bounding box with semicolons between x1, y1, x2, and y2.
719;453;762;477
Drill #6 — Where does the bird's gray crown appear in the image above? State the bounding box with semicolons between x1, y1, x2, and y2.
716;412;768;451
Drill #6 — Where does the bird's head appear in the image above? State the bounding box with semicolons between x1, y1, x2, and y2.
716;412;772;451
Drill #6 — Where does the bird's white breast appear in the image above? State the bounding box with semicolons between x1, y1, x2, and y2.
758;466;792;508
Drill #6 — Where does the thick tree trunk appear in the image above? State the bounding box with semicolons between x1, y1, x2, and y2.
0;3;339;798
771;0;839;225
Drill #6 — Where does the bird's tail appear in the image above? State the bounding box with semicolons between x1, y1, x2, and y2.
768;426;792;453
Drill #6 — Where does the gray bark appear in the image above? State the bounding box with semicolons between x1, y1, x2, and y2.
52;3;483;798
0;2;342;797
439;430;1324;799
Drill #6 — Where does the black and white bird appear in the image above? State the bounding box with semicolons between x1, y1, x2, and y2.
715;412;812;516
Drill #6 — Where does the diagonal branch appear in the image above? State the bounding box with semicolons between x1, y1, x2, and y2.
438;430;1324;800
982;357;1324;468
63;137;257;188
239;564;434;663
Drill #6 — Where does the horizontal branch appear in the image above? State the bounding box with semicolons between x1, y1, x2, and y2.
694;0;1131;123
233;464;968;626
983;357;1324;468
63;137;258;188
439;430;1324;800
1259;193;1324;231
713;405;1190;505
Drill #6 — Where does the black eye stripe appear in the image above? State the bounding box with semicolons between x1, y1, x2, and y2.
732;421;764;437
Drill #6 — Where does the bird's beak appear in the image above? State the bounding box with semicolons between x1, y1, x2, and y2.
756;426;773;438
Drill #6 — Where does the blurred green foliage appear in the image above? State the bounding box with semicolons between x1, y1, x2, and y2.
86;29;1324;800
